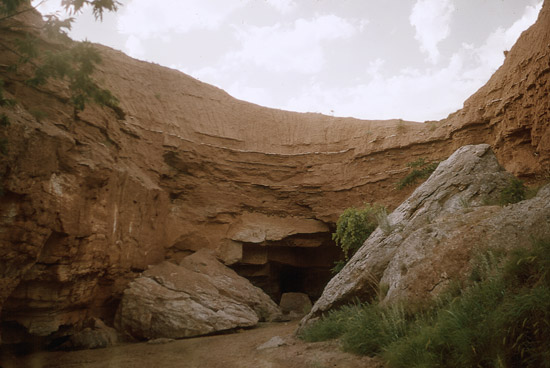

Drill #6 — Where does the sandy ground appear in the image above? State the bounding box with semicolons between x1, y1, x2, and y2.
1;321;382;368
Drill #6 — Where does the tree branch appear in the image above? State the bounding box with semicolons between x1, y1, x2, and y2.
0;0;46;23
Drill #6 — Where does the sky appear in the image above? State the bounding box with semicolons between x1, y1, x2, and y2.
33;0;543;122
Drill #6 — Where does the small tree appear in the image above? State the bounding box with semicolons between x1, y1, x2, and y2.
0;0;122;119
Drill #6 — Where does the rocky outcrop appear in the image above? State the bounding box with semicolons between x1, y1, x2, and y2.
115;250;280;340
0;0;549;344
299;144;550;328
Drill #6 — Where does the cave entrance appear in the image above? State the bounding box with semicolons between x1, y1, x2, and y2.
232;232;343;304
278;264;305;294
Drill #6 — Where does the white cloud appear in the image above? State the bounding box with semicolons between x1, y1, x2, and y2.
466;1;543;78
284;55;476;121
409;0;455;64
226;81;273;106
283;1;542;122
226;15;356;74
125;35;145;59
265;0;297;14
117;0;249;38
366;58;385;78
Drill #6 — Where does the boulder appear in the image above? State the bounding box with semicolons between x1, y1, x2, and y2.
66;318;118;350
279;292;312;318
115;250;281;340
300;144;550;329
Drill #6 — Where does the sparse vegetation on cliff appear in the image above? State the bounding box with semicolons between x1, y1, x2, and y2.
396;158;439;190
301;239;550;368
499;177;527;205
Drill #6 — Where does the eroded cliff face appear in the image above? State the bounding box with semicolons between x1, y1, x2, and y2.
0;1;549;345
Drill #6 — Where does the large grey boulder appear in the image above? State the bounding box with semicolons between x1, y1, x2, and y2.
115;249;281;340
300;144;550;328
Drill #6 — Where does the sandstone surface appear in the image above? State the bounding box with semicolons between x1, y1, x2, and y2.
299;144;550;328
115;250;280;340
0;1;549;345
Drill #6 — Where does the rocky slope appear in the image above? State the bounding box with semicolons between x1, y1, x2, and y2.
299;144;550;329
0;1;549;345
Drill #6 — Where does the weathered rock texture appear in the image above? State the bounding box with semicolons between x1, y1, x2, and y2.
0;1;549;344
115;250;280;340
299;144;550;328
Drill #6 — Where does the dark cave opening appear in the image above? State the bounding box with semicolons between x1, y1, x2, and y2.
278;264;305;294
232;232;343;304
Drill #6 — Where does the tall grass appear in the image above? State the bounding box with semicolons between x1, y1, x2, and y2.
299;239;550;368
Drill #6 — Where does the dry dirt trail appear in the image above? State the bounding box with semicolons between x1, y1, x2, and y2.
3;321;381;368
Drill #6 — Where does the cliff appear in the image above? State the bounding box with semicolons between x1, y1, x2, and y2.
0;1;549;345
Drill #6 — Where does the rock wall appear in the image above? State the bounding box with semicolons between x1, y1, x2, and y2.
0;1;549;344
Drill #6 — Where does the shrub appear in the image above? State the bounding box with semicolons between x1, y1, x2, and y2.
499;177;527;205
331;204;386;274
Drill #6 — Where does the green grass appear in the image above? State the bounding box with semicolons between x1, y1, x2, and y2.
300;239;550;368
300;304;359;342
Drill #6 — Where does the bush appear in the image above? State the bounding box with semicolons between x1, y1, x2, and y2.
499;177;527;205
331;204;386;274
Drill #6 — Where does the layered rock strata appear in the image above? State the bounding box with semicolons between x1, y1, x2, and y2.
0;1;549;344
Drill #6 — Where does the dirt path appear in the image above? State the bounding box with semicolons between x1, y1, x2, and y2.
3;321;382;368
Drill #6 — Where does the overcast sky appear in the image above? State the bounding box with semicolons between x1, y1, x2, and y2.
33;0;543;122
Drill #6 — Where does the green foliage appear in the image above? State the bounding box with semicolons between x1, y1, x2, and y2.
499;177;527;205
43;14;75;39
0;79;15;107
62;0;121;21
342;302;409;356
300;304;358;342
27;41;119;118
302;239;550;368
331;204;386;273
1;0;121;119
330;259;347;274
300;302;411;356
396;158;439;190
0;0;25;15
